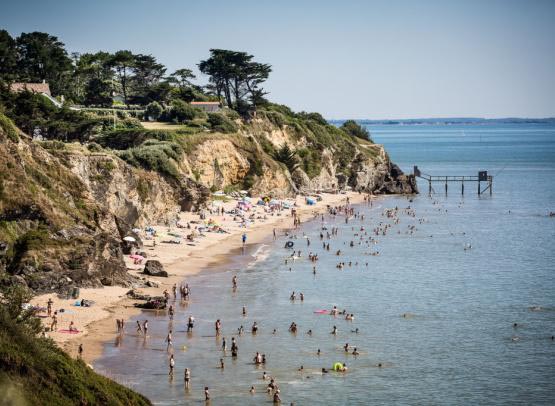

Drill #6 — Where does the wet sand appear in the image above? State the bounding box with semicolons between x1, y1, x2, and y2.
32;192;366;364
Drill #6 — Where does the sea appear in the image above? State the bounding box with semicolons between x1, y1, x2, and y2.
95;123;555;405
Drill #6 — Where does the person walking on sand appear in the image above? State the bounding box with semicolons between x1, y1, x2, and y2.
50;312;58;332
143;320;149;336
136;320;143;335
78;344;83;358
232;275;238;289
187;315;195;332
184;368;191;389
169;305;174;320
172;283;177;298
47;298;53;316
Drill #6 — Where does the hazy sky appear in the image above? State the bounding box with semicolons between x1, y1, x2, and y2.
2;0;554;119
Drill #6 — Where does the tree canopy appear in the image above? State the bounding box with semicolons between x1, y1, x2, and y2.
199;49;271;114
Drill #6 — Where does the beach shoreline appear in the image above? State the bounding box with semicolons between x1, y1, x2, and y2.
32;192;368;365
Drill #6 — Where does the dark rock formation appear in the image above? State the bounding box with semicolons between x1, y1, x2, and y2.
143;260;168;277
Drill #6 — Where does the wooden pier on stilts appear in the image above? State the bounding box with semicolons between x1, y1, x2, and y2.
413;166;493;196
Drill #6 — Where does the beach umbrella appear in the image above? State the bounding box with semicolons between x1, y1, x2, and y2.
123;236;136;242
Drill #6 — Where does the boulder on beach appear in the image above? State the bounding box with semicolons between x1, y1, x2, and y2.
143;260;168;277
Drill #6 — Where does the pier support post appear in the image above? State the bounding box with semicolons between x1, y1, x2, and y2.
489;179;492;195
478;181;481;195
445;180;448;195
429;181;432;196
461;182;464;195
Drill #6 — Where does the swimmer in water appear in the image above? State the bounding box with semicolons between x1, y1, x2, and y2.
352;347;359;356
220;358;225;369
317;348;321;356
250;386;255;394
331;325;338;335
344;343;349;352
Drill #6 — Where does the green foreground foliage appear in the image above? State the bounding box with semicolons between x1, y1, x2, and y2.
0;285;151;406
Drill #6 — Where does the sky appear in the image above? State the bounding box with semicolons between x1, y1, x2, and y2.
1;0;554;119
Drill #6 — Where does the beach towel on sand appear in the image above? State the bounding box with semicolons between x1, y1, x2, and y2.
59;329;80;334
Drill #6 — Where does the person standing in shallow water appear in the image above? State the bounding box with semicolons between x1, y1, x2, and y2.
184;368;191;389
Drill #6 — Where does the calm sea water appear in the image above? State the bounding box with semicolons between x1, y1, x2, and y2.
95;124;555;405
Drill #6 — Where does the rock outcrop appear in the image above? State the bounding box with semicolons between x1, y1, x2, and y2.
142;260;168;277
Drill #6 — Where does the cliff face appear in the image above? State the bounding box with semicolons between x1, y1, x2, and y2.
175;116;417;196
0;112;415;293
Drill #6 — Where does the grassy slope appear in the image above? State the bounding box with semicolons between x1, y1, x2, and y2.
0;310;150;406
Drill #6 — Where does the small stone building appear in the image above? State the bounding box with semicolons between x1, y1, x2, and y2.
191;101;221;113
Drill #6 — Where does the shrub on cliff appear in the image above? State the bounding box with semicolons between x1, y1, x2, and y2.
340;120;373;142
0;112;19;142
118;140;182;179
207;112;238;133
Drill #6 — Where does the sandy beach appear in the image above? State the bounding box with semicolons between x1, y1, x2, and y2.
32;192;366;364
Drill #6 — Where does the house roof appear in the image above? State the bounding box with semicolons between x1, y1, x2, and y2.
10;82;51;96
191;101;220;105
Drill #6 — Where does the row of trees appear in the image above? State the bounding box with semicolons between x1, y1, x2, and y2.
0;30;272;113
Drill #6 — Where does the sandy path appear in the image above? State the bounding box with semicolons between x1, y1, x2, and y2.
32;192;366;364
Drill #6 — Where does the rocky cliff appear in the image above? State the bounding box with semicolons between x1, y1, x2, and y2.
0;110;416;293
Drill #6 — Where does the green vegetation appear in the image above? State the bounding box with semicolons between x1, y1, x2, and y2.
340;119;373;142
145;101;163;120
0;111;19;142
207;112;238;133
274;143;299;172
199;49;271;114
118;140;182;179
0;284;151;405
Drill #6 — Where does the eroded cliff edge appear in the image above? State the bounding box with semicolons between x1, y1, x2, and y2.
0;111;416;293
